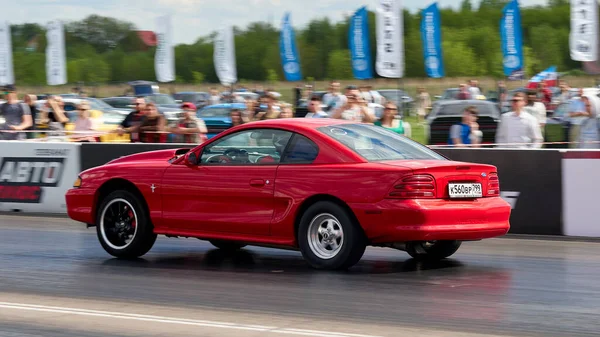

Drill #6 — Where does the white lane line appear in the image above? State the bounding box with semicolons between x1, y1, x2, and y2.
0;302;382;337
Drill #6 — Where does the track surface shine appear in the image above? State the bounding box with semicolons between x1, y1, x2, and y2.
1;215;599;337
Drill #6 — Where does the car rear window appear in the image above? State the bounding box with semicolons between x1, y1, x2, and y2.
435;103;498;117
318;124;446;161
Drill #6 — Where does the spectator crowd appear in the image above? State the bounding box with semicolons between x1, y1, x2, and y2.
1;79;600;149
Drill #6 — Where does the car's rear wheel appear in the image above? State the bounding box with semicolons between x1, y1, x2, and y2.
298;201;366;270
209;240;246;251
405;240;461;261
96;190;157;259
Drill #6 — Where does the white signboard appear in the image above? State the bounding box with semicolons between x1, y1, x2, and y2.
0;21;14;85
46;20;67;86
0;142;81;214
375;0;404;78
570;0;598;62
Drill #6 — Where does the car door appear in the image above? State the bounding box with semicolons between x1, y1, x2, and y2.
161;128;293;236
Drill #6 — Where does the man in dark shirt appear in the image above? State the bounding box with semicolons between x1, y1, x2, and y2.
117;98;146;142
0;85;33;140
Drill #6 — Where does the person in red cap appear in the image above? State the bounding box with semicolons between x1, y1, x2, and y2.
169;102;207;143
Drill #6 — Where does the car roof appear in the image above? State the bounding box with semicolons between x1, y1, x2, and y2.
234;118;355;131
201;103;246;109
436;99;494;106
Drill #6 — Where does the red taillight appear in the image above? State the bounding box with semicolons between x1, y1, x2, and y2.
388;174;436;199
487;173;500;196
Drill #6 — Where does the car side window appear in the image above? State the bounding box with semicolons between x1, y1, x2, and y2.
200;129;293;165
281;134;319;164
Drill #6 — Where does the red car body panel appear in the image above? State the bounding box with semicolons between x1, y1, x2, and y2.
65;119;511;248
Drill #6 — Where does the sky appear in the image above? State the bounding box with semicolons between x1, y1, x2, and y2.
13;0;548;44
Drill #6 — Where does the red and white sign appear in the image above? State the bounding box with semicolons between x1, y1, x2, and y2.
0;142;80;213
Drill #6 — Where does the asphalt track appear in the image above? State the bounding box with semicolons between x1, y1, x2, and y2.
1;215;599;337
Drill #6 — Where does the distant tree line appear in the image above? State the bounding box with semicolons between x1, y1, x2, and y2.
8;0;582;86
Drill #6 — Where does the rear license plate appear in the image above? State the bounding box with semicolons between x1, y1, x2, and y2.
448;183;482;198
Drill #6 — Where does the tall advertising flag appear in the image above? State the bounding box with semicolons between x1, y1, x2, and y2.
570;0;598;62
214;26;237;85
500;0;524;78
155;15;175;83
349;6;373;80
420;3;444;78
280;13;302;82
0;21;14;85
376;0;403;78
46;20;67;86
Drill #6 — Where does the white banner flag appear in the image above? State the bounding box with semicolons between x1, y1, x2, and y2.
46;20;67;86
376;0;404;78
0;21;14;85
570;0;598;62
213;26;237;85
155;15;175;82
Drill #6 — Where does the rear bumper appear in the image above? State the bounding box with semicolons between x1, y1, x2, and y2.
65;188;95;224
351;196;511;243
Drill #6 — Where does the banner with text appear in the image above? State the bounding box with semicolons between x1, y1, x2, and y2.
350;6;373;80
0;21;14;86
570;0;598;62
375;0;404;78
0;142;80;214
420;2;444;78
500;0;524;79
214;26;237;86
46;20;67;86
155;15;175;83
279;12;302;82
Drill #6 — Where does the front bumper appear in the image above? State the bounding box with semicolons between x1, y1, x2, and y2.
65;187;96;224
351;196;511;243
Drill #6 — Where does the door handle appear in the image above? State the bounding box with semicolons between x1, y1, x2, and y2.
250;179;266;187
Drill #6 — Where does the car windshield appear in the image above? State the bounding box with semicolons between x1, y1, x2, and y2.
85;98;115;111
198;107;232;118
379;90;409;102
318;124;446;161
148;94;176;105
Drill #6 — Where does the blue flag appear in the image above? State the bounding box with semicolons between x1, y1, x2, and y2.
500;0;524;77
420;2;444;78
279;12;302;82
349;6;373;80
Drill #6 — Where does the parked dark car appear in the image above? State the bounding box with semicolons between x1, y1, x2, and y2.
294;91;327;118
425;100;502;145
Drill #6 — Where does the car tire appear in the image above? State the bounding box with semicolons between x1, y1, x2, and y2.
298;201;366;270
209;240;246;251
96;190;157;259
405;240;461;261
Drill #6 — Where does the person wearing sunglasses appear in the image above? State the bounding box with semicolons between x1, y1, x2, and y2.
495;92;543;148
375;102;404;135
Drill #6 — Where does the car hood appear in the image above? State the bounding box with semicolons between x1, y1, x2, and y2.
106;148;191;165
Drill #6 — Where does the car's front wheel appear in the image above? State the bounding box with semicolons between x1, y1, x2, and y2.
298;201;366;270
96;190;157;259
405;240;461;261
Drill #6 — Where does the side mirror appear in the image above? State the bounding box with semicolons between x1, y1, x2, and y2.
185;152;198;165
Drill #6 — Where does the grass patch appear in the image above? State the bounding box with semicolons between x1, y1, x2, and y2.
403;115;427;145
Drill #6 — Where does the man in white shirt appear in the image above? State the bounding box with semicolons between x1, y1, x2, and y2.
322;81;346;111
305;96;328;118
495;92;543;148
523;91;547;132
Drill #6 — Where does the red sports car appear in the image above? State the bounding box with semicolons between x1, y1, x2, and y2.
65;118;511;270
